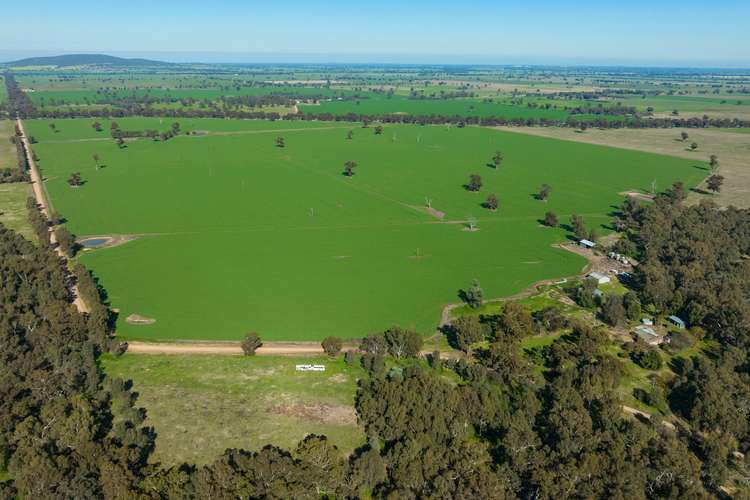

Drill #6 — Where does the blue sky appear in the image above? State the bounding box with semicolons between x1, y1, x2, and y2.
2;0;748;67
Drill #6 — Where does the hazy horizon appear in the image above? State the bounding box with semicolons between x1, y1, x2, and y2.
2;0;749;68
2;50;750;70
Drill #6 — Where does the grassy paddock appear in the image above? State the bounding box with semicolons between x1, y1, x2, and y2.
0;120;34;240
27;118;702;341
102;353;366;466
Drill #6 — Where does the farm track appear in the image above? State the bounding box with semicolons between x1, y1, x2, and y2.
437;242;595;328
17;118;89;313
126;340;463;358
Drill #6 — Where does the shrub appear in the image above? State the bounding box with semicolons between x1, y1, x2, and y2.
321;336;343;357
635;348;662;370
241;332;262;355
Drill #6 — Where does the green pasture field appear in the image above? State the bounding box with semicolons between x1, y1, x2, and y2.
26;85;357;106
616;94;750;113
300;93;574;120
102;353;365;465
26;118;705;341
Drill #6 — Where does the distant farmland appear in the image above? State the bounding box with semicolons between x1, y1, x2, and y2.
26;118;705;341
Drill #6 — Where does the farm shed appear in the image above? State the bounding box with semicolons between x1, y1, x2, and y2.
586;272;611;285
668;315;686;329
579;239;596;249
634;326;665;346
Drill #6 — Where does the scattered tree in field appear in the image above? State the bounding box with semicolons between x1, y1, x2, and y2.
466;174;482;192
709;154;719;172
91;121;102;132
484;194;498;211
115;137;125;148
346;130;353;140
67;172;83;186
543;211;558;227
171;122;181;134
241;332;262;355
374;125;384;135
706;174;724;193
571;214;587;240
343;160;357;177
536;183;552;201
491;151;504;169
49;123;57;133
462;279;483;309
680;131;689;141
466;216;478;231
275;136;285;148
689;142;698;151
92;153;100;170
321;336;343;357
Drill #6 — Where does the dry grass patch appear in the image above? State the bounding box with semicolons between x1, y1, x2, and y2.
102;353;366;465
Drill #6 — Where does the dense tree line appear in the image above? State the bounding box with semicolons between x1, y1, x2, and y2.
10;103;750;130
1;73;34;117
612;186;750;488
5;73;750;130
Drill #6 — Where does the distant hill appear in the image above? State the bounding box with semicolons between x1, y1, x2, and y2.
5;54;175;67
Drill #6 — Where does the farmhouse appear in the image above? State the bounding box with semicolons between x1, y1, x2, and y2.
668;315;686;329
579;239;596;249
634;325;665;346
586;272;610;285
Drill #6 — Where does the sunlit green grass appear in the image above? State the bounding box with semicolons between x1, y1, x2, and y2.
27;118;704;341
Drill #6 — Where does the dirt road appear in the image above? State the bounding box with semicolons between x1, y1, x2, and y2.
16;118;89;313
437;242;594;328
127;341;326;356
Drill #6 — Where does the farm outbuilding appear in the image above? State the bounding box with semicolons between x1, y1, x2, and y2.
586;272;610;284
579;239;596;249
634;326;665;346
668;315;686;329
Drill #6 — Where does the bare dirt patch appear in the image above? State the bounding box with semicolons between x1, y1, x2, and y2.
269;403;357;425
618;190;655;202
426;207;445;219
126;314;156;325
